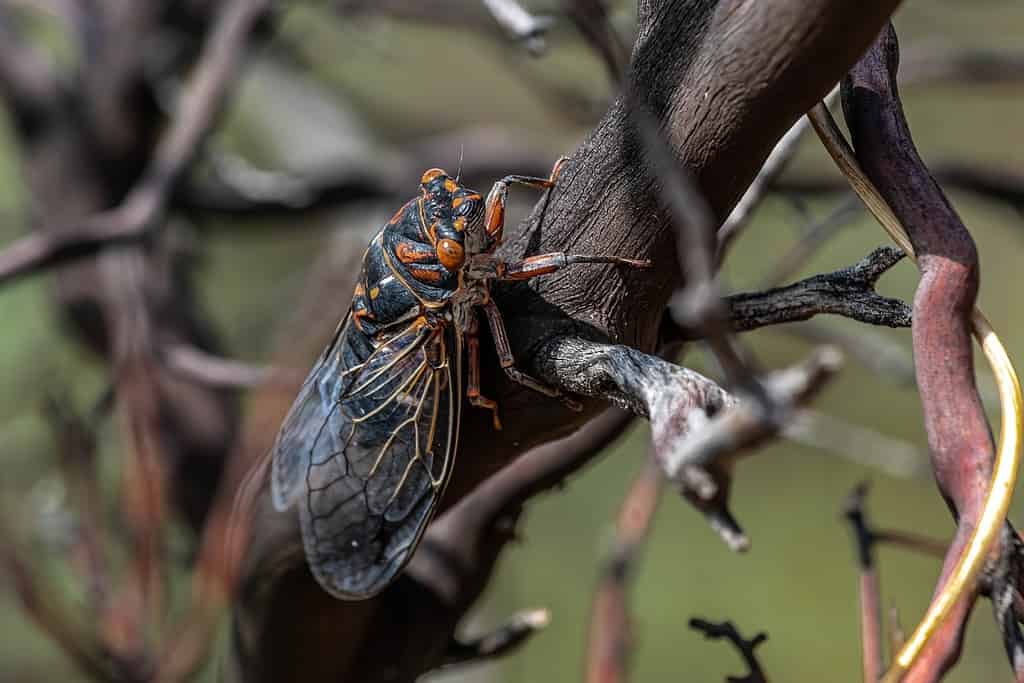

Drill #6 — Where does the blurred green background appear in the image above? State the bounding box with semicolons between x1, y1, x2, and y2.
1;1;1023;681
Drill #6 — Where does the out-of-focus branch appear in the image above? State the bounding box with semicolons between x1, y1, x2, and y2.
785;410;926;479
565;0;629;85
716;87;839;264
161;344;303;389
759;193;864;288
900;47;1024;89
773;162;1024;211
0;5;63;135
782;321;916;388
0;0;270;285
843;483;884;683
480;0;554;54
585;455;664;683
689;618;769;683
0;518;127;683
441;608;551;668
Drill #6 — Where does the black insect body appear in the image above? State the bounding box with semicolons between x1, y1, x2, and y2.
271;161;649;599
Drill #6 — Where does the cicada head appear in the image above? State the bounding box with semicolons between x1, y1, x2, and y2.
419;169;488;271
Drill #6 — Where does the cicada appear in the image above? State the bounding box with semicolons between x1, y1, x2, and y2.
270;159;648;599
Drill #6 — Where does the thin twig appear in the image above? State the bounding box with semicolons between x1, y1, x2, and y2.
843;483;884;683
725;246;911;333
480;0;553;54
442;609;551;668
689;619;769;683
760;193;864;288
716;86;840;264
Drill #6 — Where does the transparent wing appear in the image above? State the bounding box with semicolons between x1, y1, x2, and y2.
270;316;461;599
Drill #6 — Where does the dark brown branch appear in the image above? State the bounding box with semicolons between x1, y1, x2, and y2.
236;1;902;678
722;246;911;334
689;618;769;683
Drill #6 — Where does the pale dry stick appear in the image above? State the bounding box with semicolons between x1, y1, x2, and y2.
809;99;1023;683
479;0;553;53
716;85;840;264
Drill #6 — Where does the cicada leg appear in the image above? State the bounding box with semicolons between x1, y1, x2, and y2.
465;310;503;430
480;300;582;412
483;156;569;244
498;252;651;281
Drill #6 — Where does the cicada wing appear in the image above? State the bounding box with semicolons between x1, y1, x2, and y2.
272;316;461;599
270;317;351;512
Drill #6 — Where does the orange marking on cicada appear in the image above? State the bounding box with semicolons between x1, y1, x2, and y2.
396;242;434;264
352;307;375;332
444;179;457;193
452;197;464;209
453;217;466;232
369;286;381;299
409;267;443;284
436;239;465;270
484;202;504;241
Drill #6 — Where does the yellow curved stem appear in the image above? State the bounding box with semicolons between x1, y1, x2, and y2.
808;102;1023;681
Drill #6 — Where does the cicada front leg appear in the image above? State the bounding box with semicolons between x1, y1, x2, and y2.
483;156;569;245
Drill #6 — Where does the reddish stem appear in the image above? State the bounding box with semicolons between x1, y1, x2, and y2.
843;23;995;680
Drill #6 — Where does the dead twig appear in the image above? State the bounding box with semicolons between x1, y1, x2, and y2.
689;618;769;683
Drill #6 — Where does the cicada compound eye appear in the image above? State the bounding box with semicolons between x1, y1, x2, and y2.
421;168;446;186
436;238;465;271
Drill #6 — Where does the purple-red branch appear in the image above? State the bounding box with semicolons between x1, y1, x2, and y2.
843;23;1001;680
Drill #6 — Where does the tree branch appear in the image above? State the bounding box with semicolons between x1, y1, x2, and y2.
841;23;1008;680
723;246;911;334
689;618;769;683
235;1;902;678
0;0;270;285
